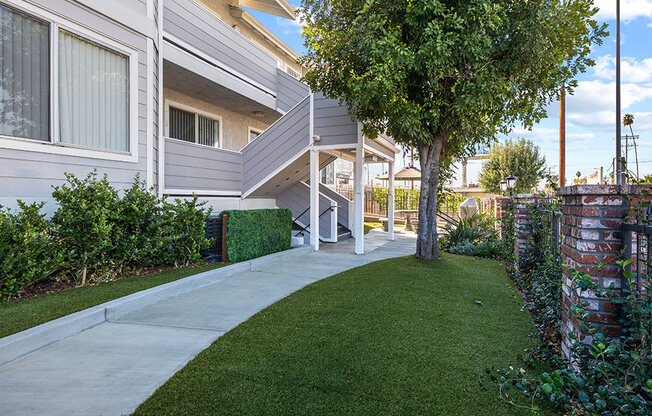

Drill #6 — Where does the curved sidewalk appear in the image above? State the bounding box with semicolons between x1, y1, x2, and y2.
0;230;415;416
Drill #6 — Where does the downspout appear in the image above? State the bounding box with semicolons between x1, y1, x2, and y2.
157;0;165;198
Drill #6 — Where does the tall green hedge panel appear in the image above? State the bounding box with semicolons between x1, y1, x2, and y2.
223;209;292;263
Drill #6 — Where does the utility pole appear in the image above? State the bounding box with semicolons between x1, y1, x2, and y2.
559;87;566;189
615;0;623;185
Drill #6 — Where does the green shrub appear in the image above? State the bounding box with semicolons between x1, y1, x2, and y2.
0;201;64;300
52;171;119;285
442;211;497;249
112;175;165;269
223;209;291;263
160;195;213;267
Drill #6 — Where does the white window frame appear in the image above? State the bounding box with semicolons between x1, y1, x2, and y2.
164;100;223;149
0;0;139;163
247;127;263;143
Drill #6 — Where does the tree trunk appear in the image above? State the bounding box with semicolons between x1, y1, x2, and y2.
416;136;445;260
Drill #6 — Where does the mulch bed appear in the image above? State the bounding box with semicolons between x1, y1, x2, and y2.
6;264;202;302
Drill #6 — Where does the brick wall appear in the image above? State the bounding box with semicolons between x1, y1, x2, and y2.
558;185;629;358
494;196;512;239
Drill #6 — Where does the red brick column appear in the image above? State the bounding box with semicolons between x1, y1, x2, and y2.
513;194;538;261
559;185;627;358
495;196;512;239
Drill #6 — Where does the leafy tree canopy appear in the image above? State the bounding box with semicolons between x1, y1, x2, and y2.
299;0;607;259
478;139;547;194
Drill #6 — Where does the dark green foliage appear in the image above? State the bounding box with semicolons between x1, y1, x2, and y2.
159;195;213;267
2;172;215;299
112;175;165;269
52;171;120;285
440;212;500;259
482;264;651;415
0;202;64;300
223;209;291;263
134;255;542;415
516;200;563;331
300;0;607;257
478;139;547;194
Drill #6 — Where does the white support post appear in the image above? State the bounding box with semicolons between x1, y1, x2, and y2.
354;123;365;254
331;204;338;242
310;148;320;251
388;161;395;241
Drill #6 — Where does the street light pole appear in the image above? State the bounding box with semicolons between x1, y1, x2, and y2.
615;0;623;185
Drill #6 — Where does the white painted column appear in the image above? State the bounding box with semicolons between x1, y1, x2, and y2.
354;123;365;254
310;148;320;251
388;160;395;241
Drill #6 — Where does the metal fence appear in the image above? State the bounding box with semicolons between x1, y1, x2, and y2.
621;204;651;292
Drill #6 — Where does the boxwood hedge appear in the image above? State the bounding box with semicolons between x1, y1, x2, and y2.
223;209;292;263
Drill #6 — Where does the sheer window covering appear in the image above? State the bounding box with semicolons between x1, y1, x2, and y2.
58;29;129;152
0;4;50;141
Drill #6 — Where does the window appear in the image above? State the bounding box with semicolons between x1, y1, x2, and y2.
58;30;130;152
0;1;137;160
248;127;262;143
0;4;50;141
168;104;221;148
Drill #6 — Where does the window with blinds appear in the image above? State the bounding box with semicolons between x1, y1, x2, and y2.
168;106;220;148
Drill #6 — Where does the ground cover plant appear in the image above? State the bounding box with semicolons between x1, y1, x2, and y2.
439;211;501;258
478;195;651;415
133;254;547;416
0;263;224;338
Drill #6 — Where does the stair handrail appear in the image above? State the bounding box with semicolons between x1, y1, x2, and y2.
294;206;334;237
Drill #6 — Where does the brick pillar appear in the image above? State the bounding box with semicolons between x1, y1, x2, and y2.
513;194;538;261
559;185;627;359
495;196;512;238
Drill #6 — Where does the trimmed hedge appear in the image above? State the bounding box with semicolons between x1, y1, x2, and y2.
223;209;292;263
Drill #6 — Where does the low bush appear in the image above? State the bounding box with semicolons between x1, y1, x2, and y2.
112;175;165;269
480;262;651;415
52;172;119;285
0;202;64;300
160;195;213;267
440;211;499;259
223;209;291;263
2;171;216;300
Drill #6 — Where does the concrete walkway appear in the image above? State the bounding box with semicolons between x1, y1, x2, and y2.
0;230;415;416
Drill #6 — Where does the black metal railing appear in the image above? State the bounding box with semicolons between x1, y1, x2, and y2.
621;204;651;292
294;206;335;238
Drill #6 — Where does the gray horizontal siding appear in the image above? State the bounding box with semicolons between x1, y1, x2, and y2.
319;184;351;228
242;97;310;193
164;139;243;193
276;69;309;113
163;0;277;92
313;93;358;146
276;182;335;240
0;0;151;201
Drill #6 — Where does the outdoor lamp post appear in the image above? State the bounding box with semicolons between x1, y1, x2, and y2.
500;179;508;195
506;173;517;191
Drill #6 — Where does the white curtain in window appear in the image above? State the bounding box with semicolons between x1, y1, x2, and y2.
0;4;49;141
58;30;129;152
198;115;219;147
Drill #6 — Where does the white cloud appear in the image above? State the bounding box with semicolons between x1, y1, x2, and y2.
594;0;652;21
594;55;652;83
568;111;652;130
566;80;652;114
276;16;303;35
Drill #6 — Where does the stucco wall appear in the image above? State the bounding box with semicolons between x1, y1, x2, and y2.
197;0;305;77
163;88;271;151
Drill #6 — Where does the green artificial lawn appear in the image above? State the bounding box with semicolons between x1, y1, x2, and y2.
364;221;383;234
0;263;224;338
134;254;546;416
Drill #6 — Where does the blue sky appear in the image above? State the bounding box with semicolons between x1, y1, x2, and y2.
248;1;652;186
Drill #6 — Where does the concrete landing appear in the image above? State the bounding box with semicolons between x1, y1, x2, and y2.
0;230;415;416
